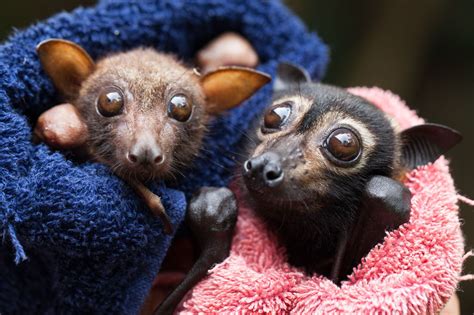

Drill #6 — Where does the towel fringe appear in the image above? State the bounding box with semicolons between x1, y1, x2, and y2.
457;194;474;207
459;274;474;282
462;250;474;261
459;250;474;282
2;200;28;264
7;223;27;264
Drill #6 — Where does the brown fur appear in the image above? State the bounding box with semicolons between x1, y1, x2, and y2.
36;38;270;236
75;49;208;181
37;39;270;184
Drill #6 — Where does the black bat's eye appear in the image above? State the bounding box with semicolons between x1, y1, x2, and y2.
168;94;193;122
97;87;124;117
323;128;361;165
262;102;292;132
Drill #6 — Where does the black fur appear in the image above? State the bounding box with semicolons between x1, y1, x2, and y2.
243;82;397;277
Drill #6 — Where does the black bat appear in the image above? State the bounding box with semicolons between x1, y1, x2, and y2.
242;63;461;283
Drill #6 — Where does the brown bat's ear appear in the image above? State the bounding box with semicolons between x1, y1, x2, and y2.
200;66;271;115
36;39;95;99
401;123;462;170
274;62;311;91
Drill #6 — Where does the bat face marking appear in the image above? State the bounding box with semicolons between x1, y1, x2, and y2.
244;84;393;216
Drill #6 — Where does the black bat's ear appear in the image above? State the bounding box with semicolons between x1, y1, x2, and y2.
331;176;411;283
400;123;462;170
200;66;271;115
37;38;95;100
274;62;311;91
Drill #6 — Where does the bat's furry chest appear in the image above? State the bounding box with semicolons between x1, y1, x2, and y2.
262;203;357;278
284;235;338;277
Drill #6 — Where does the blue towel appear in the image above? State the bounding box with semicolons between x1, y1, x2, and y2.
0;0;328;313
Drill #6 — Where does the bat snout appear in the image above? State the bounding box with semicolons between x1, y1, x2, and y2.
127;142;165;166
243;151;284;188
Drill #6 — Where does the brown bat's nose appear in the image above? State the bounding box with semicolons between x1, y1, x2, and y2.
243;151;284;187
127;144;164;165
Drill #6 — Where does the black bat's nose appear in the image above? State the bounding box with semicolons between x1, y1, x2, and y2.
243;151;284;187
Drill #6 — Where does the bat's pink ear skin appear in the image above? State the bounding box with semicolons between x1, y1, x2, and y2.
33;103;88;150
36;39;95;99
200;66;271;115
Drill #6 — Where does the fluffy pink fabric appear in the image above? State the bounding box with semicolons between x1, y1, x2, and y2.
179;87;465;314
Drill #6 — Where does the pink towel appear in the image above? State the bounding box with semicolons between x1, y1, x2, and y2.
179;87;466;314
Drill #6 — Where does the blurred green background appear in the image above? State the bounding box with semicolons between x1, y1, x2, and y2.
1;0;472;312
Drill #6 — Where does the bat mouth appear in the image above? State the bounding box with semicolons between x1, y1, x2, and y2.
111;159;171;182
244;183;319;215
243;169;306;204
242;157;322;213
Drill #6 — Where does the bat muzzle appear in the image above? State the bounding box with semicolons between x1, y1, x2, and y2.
243;151;284;188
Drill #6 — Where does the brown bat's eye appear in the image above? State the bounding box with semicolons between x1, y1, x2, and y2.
323;128;361;165
97;87;124;117
168;94;193;122
262;102;292;132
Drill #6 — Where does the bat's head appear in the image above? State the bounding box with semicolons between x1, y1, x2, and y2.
37;39;270;181
243;64;398;225
242;63;461;237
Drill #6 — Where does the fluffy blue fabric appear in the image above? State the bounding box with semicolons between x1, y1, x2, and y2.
0;0;328;313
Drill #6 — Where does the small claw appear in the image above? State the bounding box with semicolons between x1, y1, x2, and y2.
149;197;173;235
128;179;173;235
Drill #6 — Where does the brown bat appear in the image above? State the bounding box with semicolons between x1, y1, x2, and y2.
35;38;270;234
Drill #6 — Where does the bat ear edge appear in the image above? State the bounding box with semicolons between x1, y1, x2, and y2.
400;123;462;170
200;66;271;115
37;38;95;99
274;62;311;91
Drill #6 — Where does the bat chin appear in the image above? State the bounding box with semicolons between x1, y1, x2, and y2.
244;181;315;213
138;165;171;182
112;161;171;182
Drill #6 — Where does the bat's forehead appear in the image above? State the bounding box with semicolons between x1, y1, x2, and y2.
264;91;377;146
90;48;203;109
268;83;396;143
77;48;207;140
96;48;191;80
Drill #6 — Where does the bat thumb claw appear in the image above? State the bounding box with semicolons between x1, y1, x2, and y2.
150;201;173;235
161;213;173;235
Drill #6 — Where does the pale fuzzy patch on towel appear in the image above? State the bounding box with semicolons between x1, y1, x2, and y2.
179;87;465;314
